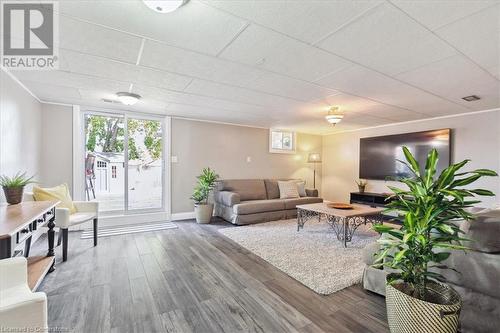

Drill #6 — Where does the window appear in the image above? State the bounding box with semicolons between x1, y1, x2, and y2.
269;129;296;154
96;161;107;168
112;165;117;179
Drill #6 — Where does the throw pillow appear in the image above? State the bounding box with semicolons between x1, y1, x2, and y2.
33;183;76;214
278;181;299;199
296;182;307;197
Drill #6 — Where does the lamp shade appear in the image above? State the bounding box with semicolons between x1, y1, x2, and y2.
308;153;322;163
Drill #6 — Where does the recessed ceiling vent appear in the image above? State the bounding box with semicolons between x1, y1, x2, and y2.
462;95;480;102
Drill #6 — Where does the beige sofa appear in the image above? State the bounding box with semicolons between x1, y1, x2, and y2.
362;208;500;333
214;179;322;225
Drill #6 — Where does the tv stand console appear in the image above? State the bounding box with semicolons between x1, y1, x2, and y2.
350;192;393;208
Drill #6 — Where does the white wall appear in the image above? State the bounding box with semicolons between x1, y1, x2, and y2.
322;110;500;207
40;103;73;192
0;70;42;202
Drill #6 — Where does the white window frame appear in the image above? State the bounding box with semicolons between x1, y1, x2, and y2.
269;129;296;154
73;106;171;225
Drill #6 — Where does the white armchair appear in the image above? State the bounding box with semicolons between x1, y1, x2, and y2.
0;257;48;331
24;193;99;262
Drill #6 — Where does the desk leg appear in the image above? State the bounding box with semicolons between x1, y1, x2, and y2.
24;235;32;257
47;217;56;272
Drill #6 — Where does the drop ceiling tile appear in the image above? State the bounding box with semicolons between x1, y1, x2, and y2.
219;24;353;82
397;55;500;110
317;93;427;121
132;85;271;116
166;103;277;126
61;50;192;91
184;79;303;110
58;0;248;55
436;5;500;75
23;81;82;101
242;72;339;102
316;65;469;116
15;70;128;92
391;0;497;31
60;16;142;63
140;40;264;87
203;0;381;44
318;2;456;75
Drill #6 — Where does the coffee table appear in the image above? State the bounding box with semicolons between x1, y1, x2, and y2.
296;202;384;247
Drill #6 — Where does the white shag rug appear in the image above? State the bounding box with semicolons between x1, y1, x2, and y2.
219;218;379;295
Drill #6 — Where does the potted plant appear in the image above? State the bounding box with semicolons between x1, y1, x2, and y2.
190;167;219;224
373;147;497;333
0;172;36;205
356;179;368;193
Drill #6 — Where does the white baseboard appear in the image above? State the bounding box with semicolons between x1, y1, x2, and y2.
97;212;170;227
171;211;195;221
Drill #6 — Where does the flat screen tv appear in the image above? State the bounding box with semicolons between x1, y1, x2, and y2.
359;129;451;180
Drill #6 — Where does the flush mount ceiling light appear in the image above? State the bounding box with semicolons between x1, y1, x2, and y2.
116;92;141;105
462;95;480;102
325;106;344;125
142;0;187;13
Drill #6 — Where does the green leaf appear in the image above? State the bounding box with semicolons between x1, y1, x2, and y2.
469;189;495;196
394;249;407;262
372;225;394;233
469;169;498;177
433;252;451;263
424;148;439;188
402;146;421;176
450;174;481;188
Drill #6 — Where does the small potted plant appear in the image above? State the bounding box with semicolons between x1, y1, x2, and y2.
0;172;36;205
190;167;219;224
373;147;497;333
356;179;368;193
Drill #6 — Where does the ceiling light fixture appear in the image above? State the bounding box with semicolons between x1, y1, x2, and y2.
116;92;141;105
142;0;187;13
325;106;344;125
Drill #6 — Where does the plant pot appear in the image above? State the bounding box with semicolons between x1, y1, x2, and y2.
386;281;462;333
358;185;366;193
195;203;213;224
2;186;24;205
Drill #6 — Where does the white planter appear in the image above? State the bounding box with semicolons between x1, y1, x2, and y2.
195;204;213;224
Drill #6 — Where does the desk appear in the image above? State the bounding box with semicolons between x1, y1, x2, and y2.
0;201;59;290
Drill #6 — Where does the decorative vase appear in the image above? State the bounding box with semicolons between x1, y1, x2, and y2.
195;203;213;224
2;186;24;205
386;281;462;333
358;185;366;193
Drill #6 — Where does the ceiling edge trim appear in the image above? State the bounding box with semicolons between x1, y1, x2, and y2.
0;66;41;103
323;107;500;136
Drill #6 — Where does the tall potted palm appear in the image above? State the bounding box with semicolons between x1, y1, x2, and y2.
373;147;497;333
190;167;219;224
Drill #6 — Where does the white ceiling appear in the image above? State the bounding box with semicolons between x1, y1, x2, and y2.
10;0;500;134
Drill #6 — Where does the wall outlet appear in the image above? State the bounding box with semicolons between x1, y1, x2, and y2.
171;156;178;163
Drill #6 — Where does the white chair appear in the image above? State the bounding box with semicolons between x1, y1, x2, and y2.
0;257;48;331
24;193;99;262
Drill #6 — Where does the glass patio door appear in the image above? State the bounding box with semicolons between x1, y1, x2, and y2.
126;117;163;211
84;112;165;214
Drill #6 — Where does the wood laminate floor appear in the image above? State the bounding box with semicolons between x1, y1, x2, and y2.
32;219;389;333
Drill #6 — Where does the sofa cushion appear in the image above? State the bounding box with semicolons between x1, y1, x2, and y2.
282;197;323;210
218;179;266;201
264;179;281;199
233;199;285;215
467;211;500;253
278;181;300;199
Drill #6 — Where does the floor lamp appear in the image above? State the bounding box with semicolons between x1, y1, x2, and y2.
307;153;322;189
